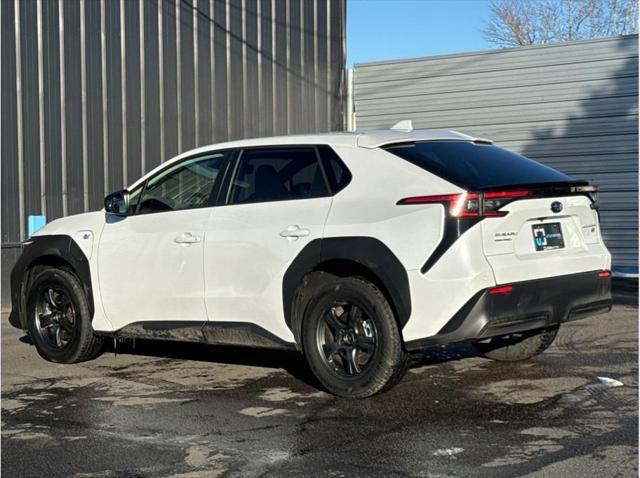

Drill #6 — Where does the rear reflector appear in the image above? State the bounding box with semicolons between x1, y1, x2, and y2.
488;285;513;295
598;270;611;278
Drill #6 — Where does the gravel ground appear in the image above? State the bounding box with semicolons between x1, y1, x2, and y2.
2;306;637;477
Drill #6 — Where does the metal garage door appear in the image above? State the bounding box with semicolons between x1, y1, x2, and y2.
353;35;638;273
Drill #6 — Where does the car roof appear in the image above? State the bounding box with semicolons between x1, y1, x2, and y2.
128;128;489;190
177;128;482;158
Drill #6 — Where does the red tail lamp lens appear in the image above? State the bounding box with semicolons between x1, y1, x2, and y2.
598;270;611;278
397;193;480;217
488;285;513;295
483;190;532;217
398;190;532;218
484;190;532;199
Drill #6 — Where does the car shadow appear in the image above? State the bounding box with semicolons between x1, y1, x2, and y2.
110;338;326;390
113;336;478;367
409;342;480;368
19;332;481;390
18;334;33;345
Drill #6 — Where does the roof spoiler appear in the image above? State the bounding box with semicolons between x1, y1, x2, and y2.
389;120;494;144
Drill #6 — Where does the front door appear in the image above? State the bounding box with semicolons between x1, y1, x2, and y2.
203;147;333;341
97;151;229;330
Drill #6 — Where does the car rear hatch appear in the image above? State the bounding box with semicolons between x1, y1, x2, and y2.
477;184;609;284
384;140;611;284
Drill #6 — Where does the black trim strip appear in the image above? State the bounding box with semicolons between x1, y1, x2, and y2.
106;320;296;351
421;218;479;273
313;146;333;195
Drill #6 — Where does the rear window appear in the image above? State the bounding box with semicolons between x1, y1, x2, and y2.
384;141;573;190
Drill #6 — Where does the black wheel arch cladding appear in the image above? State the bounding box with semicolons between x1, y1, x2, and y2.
283;237;412;343
9;235;94;330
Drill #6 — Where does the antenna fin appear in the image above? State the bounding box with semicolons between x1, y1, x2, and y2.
390;120;413;132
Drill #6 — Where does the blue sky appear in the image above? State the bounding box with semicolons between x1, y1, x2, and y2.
347;0;493;66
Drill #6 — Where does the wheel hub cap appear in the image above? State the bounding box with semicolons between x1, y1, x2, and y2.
342;331;355;345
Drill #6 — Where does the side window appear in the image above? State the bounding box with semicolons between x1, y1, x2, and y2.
137;152;227;214
317;146;352;194
230;148;329;204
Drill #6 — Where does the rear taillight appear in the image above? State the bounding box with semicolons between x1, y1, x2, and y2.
396;193;479;217
483;190;531;217
398;189;532;218
572;185;599;209
572;185;598;193
598;270;611;278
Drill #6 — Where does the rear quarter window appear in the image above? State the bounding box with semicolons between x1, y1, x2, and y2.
384;141;573;190
317;145;352;194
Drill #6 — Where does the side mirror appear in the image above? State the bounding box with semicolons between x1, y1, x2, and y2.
104;189;131;215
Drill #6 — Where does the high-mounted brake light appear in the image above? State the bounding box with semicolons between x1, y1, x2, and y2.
488;285;513;295
397;189;532;218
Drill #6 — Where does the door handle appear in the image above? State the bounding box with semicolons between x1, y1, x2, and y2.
174;232;201;244
279;225;310;239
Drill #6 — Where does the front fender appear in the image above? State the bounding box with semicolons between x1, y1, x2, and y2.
9;235;93;330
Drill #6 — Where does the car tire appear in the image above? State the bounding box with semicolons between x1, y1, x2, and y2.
301;276;409;398
471;326;559;362
26;267;104;364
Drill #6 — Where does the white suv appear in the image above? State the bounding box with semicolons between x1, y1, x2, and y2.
9;127;612;397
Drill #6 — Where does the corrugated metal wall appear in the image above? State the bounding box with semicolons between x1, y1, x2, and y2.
354;35;638;271
1;0;346;246
0;0;345;304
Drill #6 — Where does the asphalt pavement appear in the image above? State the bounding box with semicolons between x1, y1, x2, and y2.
2;306;638;477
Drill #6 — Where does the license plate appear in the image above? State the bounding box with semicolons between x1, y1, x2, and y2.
532;223;564;251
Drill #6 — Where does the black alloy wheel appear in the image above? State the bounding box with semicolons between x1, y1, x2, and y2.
315;302;378;377
33;286;78;352
26;267;104;363
302;276;409;398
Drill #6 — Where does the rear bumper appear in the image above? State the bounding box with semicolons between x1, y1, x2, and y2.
405;270;612;352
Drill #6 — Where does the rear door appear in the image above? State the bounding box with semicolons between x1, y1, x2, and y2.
203;147;333;341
